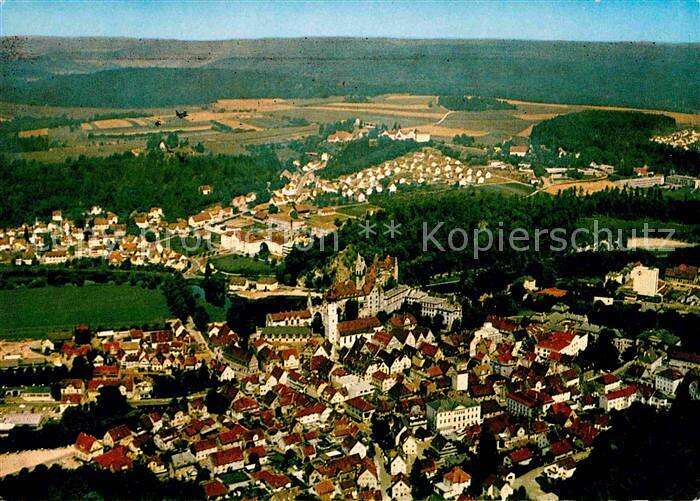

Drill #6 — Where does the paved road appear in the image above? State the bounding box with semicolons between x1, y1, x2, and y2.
373;443;391;500
130;390;208;407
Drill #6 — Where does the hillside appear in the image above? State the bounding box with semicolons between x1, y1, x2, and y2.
1;38;698;112
530;110;700;175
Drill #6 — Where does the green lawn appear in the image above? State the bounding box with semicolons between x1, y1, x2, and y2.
479;182;535;197
335;203;378;218
208;255;274;277
0;284;171;339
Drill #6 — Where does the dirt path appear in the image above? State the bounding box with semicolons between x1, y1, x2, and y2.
434;110;455;125
0;446;78;478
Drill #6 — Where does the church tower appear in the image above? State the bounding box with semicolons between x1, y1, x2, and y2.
322;301;339;346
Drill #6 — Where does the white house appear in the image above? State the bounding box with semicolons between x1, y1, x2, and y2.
426;397;481;434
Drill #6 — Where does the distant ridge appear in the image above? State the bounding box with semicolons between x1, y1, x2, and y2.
1;37;698;112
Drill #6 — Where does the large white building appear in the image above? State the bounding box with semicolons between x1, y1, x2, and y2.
630;265;659;297
405;290;462;329
654;368;684;396
535;331;588;359
599;385;637;412
469;321;503;357
426;397;481;434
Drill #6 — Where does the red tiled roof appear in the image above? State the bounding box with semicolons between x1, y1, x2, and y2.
665;263;698;281
94;446;132;471
346;396;375;412
418;342;439;358
597;373;620;385
390;313;417;328
509;447;533;463
268;309;311;322
538;331;575;352
550;439;573;457
232;396;258;412
192;438;217;453
295;403;327;418
93;365;119;377
210;447;243;466
536;287;568;298
605;385;637;401
487;315;518;333
507;390;553;408
315;479;335;496
106;424;132;442
75;432;97;453
657;368;684;381
251;470;290;489
338;317;381;336
203;480;228;498
669;350;700;364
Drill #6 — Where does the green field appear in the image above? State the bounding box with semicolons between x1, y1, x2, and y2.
0;284;171;339
335;203;379;218
208;254;274;277
478;182;535;197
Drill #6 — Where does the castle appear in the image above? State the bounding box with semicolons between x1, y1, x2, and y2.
309;253;461;354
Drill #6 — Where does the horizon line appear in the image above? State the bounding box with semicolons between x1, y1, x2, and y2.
2;34;699;45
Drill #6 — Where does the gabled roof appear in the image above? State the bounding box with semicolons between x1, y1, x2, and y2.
75;432;98;453
106;424;132;442
508;447;533;463
604;385;637;401
338;317;381;336
210;447;243;466
203;480;228;498
268;309;312;322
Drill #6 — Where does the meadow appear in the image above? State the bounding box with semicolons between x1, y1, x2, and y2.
208;255;275;277
0;284;171;339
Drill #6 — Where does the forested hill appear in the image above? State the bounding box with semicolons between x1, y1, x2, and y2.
0;149;284;226
530;110;700;176
1;37;698;112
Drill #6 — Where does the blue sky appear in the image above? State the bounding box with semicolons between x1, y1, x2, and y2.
1;0;698;43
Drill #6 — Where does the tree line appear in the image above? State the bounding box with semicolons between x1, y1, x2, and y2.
530;110;700;176
319;136;424;179
282;186;700;288
0;147;284;227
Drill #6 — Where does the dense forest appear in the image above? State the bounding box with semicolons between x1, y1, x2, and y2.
0;464;203;500
1;39;698;112
437;95;515;111
554;402;700;500
530;110;700;176
0;148;284;226
282;186;700;287
319;137;423;179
